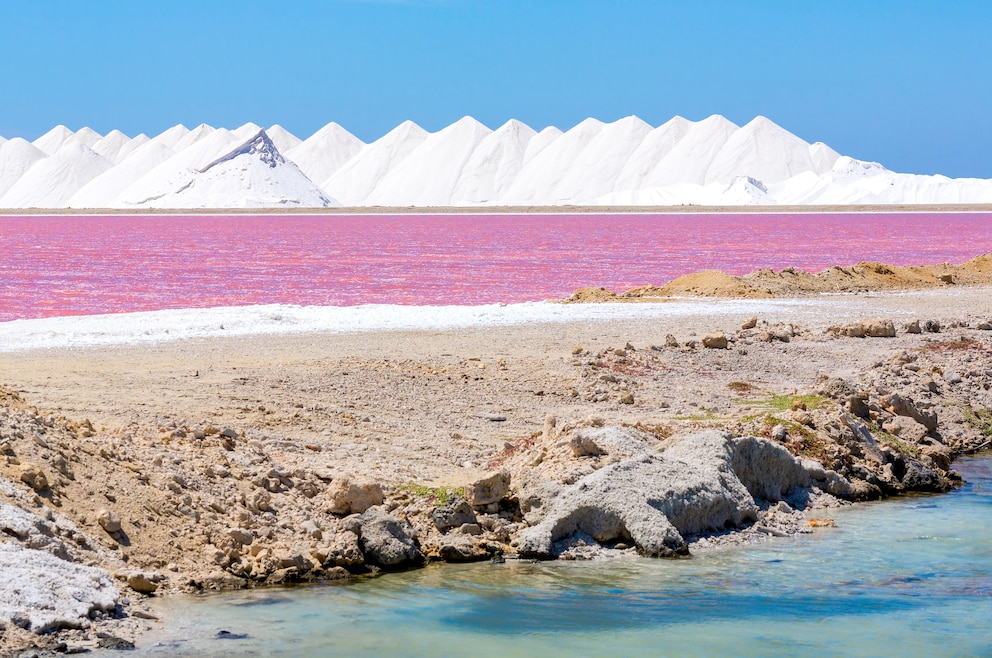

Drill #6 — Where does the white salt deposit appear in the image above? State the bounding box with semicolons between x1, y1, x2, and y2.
266;124;302;153
0;138;47;198
113;133;151;163
323;120;428;205
70;126;103;148
1;115;990;208
0;298;815;353
367;116;492;206
450;118;535;204
0;142;112;208
90;129;132;163
285;122;364;188
31;125;75;155
115;130;338;209
65;140;176;208
148;124;191;150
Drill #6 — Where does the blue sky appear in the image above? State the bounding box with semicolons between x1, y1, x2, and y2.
1;0;989;177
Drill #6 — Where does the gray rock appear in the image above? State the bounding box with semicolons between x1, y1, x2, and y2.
431;499;477;531
357;506;423;569
900;460;946;492
517;430;811;559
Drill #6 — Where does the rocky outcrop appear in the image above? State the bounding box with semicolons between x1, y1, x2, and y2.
516;430;812;559
356;506;424;569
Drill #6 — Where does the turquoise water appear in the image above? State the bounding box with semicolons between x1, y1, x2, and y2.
137;455;992;657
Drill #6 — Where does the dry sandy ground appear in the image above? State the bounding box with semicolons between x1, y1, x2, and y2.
2;288;989;485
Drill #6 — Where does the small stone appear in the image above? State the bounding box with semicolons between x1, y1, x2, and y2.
127;572;159;594
18;463;48;491
922;320;941;333
571;346;584;355
771;425;788;441
97;509;122;533
619;392;635;405
904;320;921;334
665;334;679;348
944;371;963;385
484;413;507;422
741;316;758;330
702;332;729;349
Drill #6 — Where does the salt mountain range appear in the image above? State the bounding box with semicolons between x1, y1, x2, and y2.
1;115;990;209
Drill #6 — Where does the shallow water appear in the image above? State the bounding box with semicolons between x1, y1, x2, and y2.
2;212;991;320
137;455;992;657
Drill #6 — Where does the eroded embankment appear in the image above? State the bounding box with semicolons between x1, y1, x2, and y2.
564;253;992;301
2;304;992;654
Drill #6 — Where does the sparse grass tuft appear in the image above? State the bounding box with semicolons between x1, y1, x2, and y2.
623;422;673;441
396;484;466;507
727;381;753;395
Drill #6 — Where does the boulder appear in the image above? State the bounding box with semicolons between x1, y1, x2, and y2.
900;460;947;492
702;332;729;349
880;393;937;432
882;416;929;443
96;509;122;534
465;471;510;506
517;430;811;559
357;506;423;569
325;477;383;515
431;499;477;532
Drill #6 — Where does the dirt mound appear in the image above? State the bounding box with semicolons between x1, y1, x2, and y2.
564;254;992;300
652;270;773;298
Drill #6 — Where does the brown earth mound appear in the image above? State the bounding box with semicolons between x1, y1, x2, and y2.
564;254;992;301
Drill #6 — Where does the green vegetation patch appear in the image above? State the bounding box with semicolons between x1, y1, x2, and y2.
395;484;466;507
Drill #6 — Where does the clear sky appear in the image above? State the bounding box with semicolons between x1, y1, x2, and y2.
1;0;989;177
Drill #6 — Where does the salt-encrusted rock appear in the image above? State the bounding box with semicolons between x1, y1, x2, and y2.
96;509;122;534
517;430;811;559
325;477;384;515
431;498;477;531
0;543;118;634
18;463;48;492
357;506;423;569
702;332;729;349
465;471;510;506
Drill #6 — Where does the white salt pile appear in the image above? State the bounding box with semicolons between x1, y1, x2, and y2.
0;115;990;209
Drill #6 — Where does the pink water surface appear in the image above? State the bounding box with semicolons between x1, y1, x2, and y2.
1;212;990;322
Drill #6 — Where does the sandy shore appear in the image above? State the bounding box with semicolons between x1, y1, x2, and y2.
2;286;992;653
